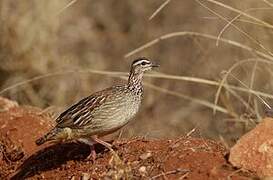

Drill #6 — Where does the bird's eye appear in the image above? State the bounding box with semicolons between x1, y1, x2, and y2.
141;61;147;65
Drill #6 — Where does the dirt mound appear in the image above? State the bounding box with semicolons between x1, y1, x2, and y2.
0;97;256;179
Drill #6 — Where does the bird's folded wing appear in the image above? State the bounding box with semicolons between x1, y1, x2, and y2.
55;94;108;129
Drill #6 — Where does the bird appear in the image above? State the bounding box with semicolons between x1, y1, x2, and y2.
35;57;159;160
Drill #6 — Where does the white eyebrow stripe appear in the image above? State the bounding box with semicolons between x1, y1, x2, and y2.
133;59;150;66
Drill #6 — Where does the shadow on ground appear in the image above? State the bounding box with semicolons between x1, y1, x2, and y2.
11;142;106;179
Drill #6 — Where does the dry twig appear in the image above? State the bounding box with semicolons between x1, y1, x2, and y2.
150;169;189;180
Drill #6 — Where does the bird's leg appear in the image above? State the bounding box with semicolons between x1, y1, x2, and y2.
91;135;113;151
78;138;96;161
78;136;113;160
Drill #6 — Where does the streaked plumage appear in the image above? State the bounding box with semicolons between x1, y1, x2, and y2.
35;58;159;152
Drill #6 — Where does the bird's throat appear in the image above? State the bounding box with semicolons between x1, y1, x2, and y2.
128;72;143;94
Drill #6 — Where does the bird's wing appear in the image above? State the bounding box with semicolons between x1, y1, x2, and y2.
55;90;110;129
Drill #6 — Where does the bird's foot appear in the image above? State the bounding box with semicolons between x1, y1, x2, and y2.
86;145;97;161
78;138;97;161
78;136;114;161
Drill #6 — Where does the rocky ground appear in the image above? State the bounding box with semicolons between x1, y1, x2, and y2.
0;97;257;179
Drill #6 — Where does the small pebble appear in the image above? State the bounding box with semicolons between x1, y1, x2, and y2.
171;143;180;149
138;166;147;176
131;160;139;166
81;173;91;180
140;151;152;160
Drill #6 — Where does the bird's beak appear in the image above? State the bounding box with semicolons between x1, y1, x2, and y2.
151;62;160;68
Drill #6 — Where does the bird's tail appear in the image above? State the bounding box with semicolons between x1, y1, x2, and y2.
35;128;61;146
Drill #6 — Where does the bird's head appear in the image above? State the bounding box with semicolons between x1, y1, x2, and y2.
130;57;159;74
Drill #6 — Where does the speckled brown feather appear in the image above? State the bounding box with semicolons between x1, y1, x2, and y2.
56;87;112;129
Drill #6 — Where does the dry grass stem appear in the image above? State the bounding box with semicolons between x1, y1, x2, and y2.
213;58;272;114
143;82;230;114
254;98;261;120
196;0;273;56
219;135;229;149
147;73;273;100
206;0;273;29
263;0;273;7
204;17;272;28
186;128;197;137
214;7;273;46
0;70;126;95
225;87;255;115
228;72;271;110
57;0;78;15
149;0;171;20
247;61;258;108
124;31;273;61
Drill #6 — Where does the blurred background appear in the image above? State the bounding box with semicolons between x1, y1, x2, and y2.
0;0;273;146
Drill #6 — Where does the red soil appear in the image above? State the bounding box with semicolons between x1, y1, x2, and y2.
0;98;256;179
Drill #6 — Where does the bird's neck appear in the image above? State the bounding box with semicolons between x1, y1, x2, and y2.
127;71;144;94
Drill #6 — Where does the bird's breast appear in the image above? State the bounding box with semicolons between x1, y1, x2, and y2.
89;92;142;132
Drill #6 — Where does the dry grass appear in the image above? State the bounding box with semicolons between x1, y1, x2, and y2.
0;0;273;145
